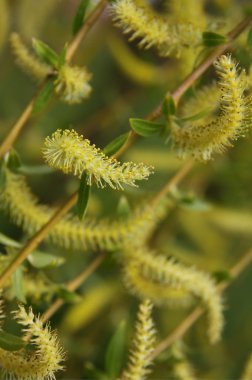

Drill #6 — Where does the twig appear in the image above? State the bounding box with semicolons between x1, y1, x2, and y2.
41;251;108;323
150;247;252;359
0;0;107;159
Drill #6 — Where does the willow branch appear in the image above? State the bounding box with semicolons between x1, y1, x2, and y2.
41;251;108;323
0;0;107;159
150;247;252;360
0;14;251;289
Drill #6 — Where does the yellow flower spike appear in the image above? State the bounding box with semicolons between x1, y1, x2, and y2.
171;55;252;161
121;299;156;380
43;129;154;189
123;246;224;344
0;305;65;380
169;341;197;380
110;0;202;57
54;64;92;104
9;33;52;81
0;170;166;252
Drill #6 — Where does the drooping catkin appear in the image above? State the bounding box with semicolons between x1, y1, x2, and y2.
171;55;251;160
0;305;65;380
10;33;52;81
110;0;202;57
0;170;170;252
123;246;224;343
121;299;156;380
168;341;197;380
43;129;154;189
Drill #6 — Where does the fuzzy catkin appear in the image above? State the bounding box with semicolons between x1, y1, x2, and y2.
0;305;65;380
171;55;251;160
43;129;154;190
10;33;51;81
110;0;202;57
123;246;224;344
121;299;156;380
0;170;171;252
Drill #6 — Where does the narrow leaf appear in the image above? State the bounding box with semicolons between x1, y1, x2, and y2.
6;149;21;170
0;163;6;189
202;32;227;47
179;107;212;123
57;287;81;303
73;0;90;35
32;38;59;68
162;95;176;117
130;118;165;137
33;78;55;113
59;44;68;67
105;320;126;380
103;133;129;157
0;331;25;351
0;233;20;249
28;251;65;268
77;172;91;220
12;267;26;303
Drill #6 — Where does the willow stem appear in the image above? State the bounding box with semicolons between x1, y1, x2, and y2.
0;0;107;159
150;247;252;360
41;251;108;323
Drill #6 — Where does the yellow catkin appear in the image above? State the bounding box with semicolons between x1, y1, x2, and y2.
171;55;251;160
54;65;92;104
123;246;224;344
0;305;65;380
0;170;171;252
123;260;193;307
10;33;51;81
110;0;202;57
121;299;156;380
43;129;154;190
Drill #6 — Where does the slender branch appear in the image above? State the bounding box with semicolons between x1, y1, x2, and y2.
41;250;108;323
0;192;78;289
0;0;107;159
150;247;252;360
0;14;251;289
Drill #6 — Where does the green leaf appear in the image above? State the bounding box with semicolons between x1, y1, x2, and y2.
247;26;252;46
130;118;165;137
105;320;126;380
72;0;90;35
162;95;176;117
57;287;81;303
77;172;91;220
117;196;131;218
0;233;20;249
6;149;21;170
103;133;129;157
12;267;26;303
33;78;55;113
32;38;59;68
0;331;25;351
28;251;65;268
59;44;68;67
212;270;232;284
17;164;54;175
202;32;227;47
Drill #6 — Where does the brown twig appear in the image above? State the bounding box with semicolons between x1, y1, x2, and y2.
0;0;108;159
41;251;108;323
150;247;252;360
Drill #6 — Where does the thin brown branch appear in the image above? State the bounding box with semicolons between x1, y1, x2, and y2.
0;0;107;159
151;247;252;360
41;250;108;323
